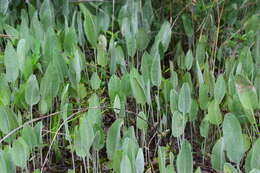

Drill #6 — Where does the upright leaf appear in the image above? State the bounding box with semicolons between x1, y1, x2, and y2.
251;138;260;170
223;114;244;164
178;83;191;114
4;42;19;82
211;138;226;172
106;119;123;160
11;137;30;168
214;74;226;104
177;140;193;173
74;117;94;158
25;75;40;106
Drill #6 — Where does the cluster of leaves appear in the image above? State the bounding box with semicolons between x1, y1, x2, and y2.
0;0;260;172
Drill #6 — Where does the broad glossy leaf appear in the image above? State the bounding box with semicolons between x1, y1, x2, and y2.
17;39;28;72
106;119;123;160
199;83;208;110
137;112;148;132
86;94;102;125
207;100;222;125
151;53;162;87
199;118;209;138
130;69;146;105
182;14;193;38
72;50;82;83
25;75;40;106
195;35;207;66
0;106;18;134
251;138;260;169
236;74;258;107
214;74;226;104
39;0;54;30
223;114;244;163
97;47;108;67
11;137;30;168
4;42;19;82
79;4;98;48
151;21;172;54
170;89;178;114
178;83;191;114
211;138;226;172
0;0;9;14
126;35;137;57
74;117;94;158
177;140;193;173
120;154;132;173
0;149;15;173
141;52;153;83
21;125;37;150
249;169;260;173
158;147;167;173
185;49;193;70
113;95;121;114
224;163;238;173
171;111;187;137
90;72;101;90
135;148;144;173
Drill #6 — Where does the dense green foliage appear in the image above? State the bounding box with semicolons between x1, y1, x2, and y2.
0;0;260;172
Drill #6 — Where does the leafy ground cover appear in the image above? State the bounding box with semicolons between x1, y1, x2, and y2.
0;0;260;172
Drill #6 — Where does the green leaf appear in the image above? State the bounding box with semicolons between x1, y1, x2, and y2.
195;167;202;173
199;118;209;138
223;163;238;173
21;125;38;150
130;69;146;105
0;0;9;14
214;74;226;104
79;4;97;48
195;35;207;66
171;111;187;137
170;89;178;114
120;154;132;173
141;52;153;83
158;146;167;173
106;119;123;160
126;35;137;57
178;83;191;114
185;49;193;70
4;42;19;83
136;112;148;132
11;137;30;168
235;75;258;123
39;0;54;30
251;138;260;170
74;117;94;158
90;72;101;90
177;140;193;173
223;114;244;164
151;21;172;55
199;83;208;110
0;106;18;135
97;46;108;67
135;148;144;173
151;53;162;87
182;14;193;38
86;93;102;126
207;100;222;125
0;149;15;173
113;95;121;114
211;138;226;172
25;75;40;106
72;50;82;83
17;39;28;72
